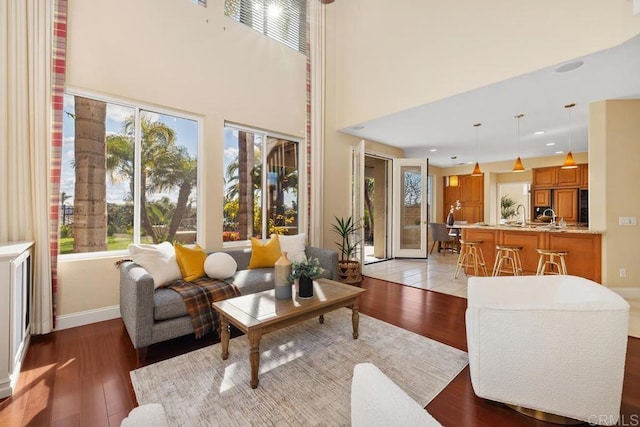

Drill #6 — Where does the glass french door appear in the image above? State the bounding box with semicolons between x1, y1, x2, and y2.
351;140;365;264
393;158;429;258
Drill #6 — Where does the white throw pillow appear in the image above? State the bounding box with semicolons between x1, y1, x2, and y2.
128;242;182;288
274;233;307;263
204;252;238;279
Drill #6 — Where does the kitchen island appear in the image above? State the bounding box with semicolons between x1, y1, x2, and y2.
459;224;603;282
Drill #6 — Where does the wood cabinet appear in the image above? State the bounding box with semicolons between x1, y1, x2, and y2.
557;167;580;187
532;167;557;188
580;164;588;188
461;228;601;282
443;174;484;223
0;241;33;398
460;175;483;203
460;205;483;224
533;189;551;207
554;188;579;223
548;232;601;282
533;164;586;188
531;164;587;223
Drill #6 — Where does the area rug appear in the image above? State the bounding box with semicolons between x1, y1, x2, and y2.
130;309;468;426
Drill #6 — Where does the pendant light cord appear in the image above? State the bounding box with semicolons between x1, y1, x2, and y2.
516;113;523;156
565;103;575;152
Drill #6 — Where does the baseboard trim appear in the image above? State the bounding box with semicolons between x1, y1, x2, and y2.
55;305;121;331
609;288;640;299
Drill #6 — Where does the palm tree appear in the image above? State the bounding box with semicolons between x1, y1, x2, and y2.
224;137;300;238
106;115;197;243
73;96;107;252
237;131;255;240
159;147;197;240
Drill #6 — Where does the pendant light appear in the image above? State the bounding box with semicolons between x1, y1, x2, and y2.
561;103;578;169
471;123;483;176
512;114;525;172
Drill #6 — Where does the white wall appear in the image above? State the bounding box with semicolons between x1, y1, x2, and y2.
331;0;640;129
58;0;307;318
589;100;640;288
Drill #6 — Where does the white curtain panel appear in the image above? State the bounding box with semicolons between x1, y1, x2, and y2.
0;0;54;334
308;0;325;247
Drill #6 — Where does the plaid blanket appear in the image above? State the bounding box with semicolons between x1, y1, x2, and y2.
167;277;240;339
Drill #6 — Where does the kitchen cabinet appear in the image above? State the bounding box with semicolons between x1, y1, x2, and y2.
531;164;587;224
580;164;588;188
533;189;551;207
460;174;483;203
557;167;580;187
533;164;586;188
554;188;579;223
532;167;557;188
443;174;483;223
0;241;33;398
462;227;601;282
460;205;483;224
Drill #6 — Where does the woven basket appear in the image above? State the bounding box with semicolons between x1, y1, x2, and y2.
337;260;362;286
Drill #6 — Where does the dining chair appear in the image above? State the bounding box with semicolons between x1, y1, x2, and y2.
429;222;456;254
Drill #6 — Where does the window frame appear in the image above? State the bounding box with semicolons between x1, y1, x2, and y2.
60;88;203;260
223;122;306;248
224;0;307;55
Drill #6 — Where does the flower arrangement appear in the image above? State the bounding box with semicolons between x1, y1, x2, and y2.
286;256;324;284
450;200;462;215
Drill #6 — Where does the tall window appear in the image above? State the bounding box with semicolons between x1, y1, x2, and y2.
224;0;307;54
223;125;299;243
60;93;200;255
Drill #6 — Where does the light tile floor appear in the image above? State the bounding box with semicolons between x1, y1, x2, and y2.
363;254;640;338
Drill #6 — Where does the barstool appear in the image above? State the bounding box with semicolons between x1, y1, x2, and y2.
492;244;524;276
535;249;569;275
454;240;488;279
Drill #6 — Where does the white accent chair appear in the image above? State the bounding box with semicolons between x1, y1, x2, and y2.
351;363;442;427
466;275;629;425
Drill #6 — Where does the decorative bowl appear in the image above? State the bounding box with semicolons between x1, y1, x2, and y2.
537;215;553;223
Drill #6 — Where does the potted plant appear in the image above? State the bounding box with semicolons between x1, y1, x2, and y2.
287;256;324;299
500;195;518;224
331;216;363;286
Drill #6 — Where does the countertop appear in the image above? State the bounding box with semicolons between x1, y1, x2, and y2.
457;223;604;234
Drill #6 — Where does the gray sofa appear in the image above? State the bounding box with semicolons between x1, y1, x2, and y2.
119;246;338;361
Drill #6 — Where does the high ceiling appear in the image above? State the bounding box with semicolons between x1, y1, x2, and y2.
340;34;640;168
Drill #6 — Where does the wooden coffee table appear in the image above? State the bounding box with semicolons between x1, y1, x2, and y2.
212;278;366;389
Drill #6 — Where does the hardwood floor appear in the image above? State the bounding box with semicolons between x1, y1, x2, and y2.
1;276;638;426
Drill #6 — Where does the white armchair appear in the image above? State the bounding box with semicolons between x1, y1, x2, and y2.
466;275;629;425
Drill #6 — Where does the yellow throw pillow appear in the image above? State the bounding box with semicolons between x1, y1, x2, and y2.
174;243;208;281
248;235;281;269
